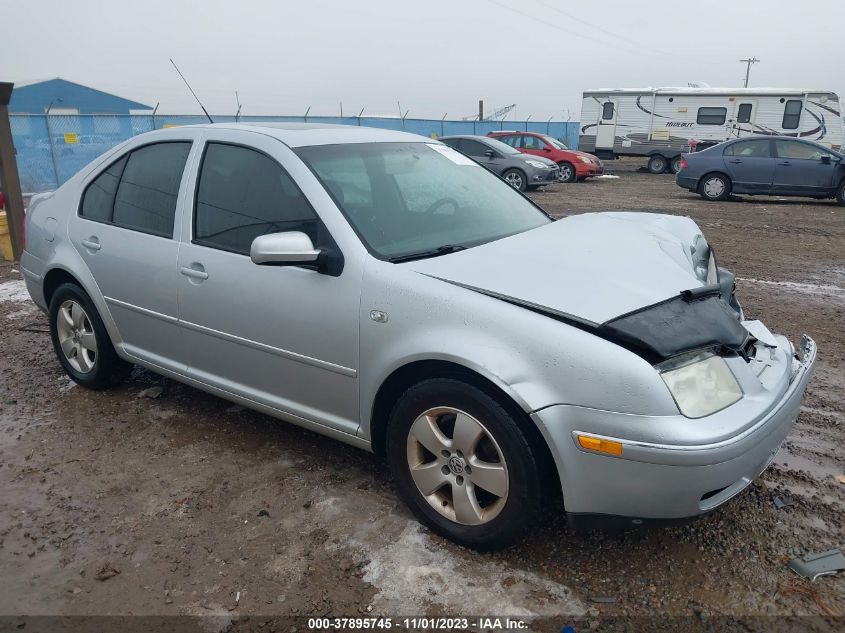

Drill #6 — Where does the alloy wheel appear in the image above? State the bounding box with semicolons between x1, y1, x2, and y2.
56;299;98;373
406;407;509;525
504;171;523;189
559;164;573;181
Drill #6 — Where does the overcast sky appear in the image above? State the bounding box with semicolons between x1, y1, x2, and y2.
3;0;843;120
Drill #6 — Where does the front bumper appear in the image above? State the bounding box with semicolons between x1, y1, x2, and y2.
528;166;561;185
532;335;816;521
575;161;604;178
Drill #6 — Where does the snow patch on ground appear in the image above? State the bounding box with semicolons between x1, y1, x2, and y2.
738;277;845;302
593;174;620;179
0;279;32;303
347;519;584;617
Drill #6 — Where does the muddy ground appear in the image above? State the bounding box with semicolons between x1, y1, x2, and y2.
0;159;842;631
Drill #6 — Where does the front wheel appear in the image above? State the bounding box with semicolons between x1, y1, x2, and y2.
647;155;667;174
836;180;845;206
698;173;731;201
387;379;542;550
501;169;526;191
557;161;576;183
48;283;131;389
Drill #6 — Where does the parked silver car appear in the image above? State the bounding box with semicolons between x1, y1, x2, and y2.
21;123;816;550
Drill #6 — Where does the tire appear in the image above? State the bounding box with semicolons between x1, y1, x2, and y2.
837;180;845;206
647;155;668;174
386;378;543;551
502;169;527;191
698;173;732;202
557;161;576;183
669;156;683;174
48;282;131;389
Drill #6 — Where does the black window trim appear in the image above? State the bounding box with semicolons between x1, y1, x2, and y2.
77;140;193;240
696;106;728;126
190;139;344;269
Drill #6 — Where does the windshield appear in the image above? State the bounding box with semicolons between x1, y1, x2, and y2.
544;136;569;150
483;137;523;155
296;142;551;260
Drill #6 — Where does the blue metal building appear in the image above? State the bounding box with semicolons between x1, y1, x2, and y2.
9;78;152;114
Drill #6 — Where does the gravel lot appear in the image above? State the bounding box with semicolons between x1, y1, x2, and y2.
0;159;843;631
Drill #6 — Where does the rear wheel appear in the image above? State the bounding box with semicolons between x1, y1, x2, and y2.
557;161;576;183
48;283;131;389
502;169;526;191
670;156;683;174
698;173;731;201
647;155;668;174
387;378;542;550
836;180;845;206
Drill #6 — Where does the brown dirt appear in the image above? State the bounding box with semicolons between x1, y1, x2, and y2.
0;159;843;630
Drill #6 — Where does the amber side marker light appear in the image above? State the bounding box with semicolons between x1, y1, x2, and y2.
577;434;623;456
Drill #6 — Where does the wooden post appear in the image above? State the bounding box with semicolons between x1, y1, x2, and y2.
0;82;26;261
478;100;484;121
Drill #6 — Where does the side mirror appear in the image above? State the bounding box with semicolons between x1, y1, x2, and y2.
250;231;320;266
542;147;552;152
484;149;495;158
820;155;831;164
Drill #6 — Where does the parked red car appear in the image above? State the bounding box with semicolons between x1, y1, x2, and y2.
487;131;603;183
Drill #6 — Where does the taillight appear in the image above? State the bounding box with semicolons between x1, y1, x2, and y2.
680;157;688;170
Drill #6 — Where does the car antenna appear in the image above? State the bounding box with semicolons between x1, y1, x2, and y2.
169;58;213;124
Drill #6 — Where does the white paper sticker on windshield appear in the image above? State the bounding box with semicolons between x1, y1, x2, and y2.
426;143;479;166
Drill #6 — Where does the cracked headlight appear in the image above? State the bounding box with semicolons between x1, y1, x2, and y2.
659;352;743;418
525;159;549;169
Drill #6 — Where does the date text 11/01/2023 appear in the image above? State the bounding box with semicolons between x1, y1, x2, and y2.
306;617;530;630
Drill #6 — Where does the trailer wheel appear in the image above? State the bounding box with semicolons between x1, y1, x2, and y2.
647;155;667;174
669;156;683;174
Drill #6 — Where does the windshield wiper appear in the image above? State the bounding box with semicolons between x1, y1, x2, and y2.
388;244;467;263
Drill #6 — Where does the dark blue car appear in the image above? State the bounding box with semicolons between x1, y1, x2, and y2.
676;136;845;205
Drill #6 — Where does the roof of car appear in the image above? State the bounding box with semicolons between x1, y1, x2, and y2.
438;134;492;141
157;122;429;148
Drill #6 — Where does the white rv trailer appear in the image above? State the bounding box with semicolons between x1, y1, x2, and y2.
579;87;843;173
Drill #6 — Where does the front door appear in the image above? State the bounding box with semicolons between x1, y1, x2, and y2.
68;140;195;372
722;138;775;193
595;99;618;150
733;101;757;137
175;133;360;436
772;139;840;195
457;138;506;174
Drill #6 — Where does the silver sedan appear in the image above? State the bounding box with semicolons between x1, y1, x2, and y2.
21;123;816;550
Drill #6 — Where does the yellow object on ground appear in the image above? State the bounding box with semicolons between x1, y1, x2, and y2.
0;211;14;262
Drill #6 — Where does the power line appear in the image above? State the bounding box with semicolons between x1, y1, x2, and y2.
739;57;760;88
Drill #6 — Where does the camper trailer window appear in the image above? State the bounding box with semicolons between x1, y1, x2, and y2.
782;100;802;130
737;104;753;123
602;102;614;120
697;107;727;125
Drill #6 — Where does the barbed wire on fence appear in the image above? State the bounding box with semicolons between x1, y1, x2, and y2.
10;113;581;193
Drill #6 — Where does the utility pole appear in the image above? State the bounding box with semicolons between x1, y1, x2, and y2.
739;57;760;88
478;100;484;121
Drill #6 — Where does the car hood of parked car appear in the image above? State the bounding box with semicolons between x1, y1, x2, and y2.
407;211;711;326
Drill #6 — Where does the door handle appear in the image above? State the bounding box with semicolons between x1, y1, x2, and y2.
81;237;101;251
778;161;791;166
180;265;209;281
729;159;742;164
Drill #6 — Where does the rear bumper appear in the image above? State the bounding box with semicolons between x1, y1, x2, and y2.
533;335;816;520
676;174;698;190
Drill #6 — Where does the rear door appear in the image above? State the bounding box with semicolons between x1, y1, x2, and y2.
772;139;840;195
69;138;195;371
595;99;618;150
722;138;775;193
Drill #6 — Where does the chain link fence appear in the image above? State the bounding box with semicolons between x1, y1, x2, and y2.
10;114;581;193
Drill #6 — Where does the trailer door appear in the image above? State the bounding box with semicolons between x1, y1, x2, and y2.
596;99;618;150
732;100;757;137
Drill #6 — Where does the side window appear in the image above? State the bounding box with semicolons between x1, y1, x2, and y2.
782;100;802;130
194;143;320;255
522;136;545;150
80;155;127;222
724;140;771;158
737;103;753;124
459;139;491;157
697;107;727;125
496;135;519;147
112;143;191;237
601;102;614;120
775;140;829;161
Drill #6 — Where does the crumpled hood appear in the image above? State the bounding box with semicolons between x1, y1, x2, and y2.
408;212;708;325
